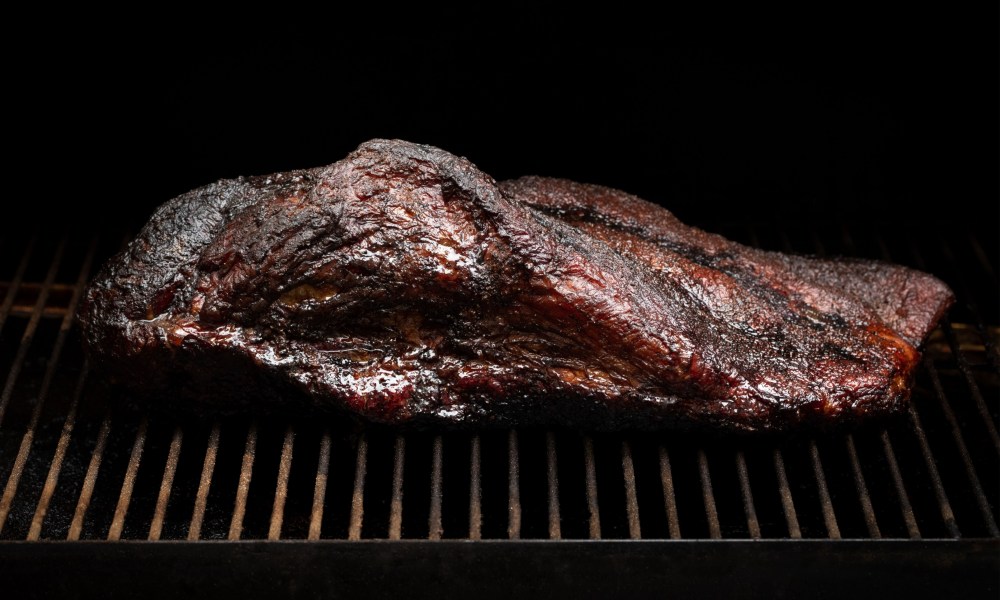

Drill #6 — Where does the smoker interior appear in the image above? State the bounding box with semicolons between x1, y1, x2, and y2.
0;224;997;596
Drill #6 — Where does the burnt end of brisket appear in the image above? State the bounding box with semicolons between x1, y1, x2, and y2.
76;139;954;432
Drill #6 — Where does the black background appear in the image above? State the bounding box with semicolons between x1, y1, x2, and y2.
10;10;998;233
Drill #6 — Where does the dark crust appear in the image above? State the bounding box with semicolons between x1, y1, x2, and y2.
76;139;954;433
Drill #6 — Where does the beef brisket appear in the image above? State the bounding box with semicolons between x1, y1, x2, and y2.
76;139;953;432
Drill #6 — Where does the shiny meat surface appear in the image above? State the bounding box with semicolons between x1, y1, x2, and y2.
76;139;953;432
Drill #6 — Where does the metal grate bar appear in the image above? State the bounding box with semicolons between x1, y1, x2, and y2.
838;227;915;539
148;427;183;541
812;231;873;534
908;241;1000;455
583;436;601;539
622;441;641;539
1;306;73;320
27;363;90;540
809;441;841;539
879;230;1000;538
507;430;521;540
468;435;481;540
873;236;895;266
0;281;78;293
754;227;805;540
388;435;405;540
924;360;1000;536
872;237;959;538
187;423;220;540
968;232;998;282
881;430;921;539
347;433;367;540
658;446;680;539
308;429;331;541
0;239;95;531
967;321;1000;381
805;232;843;538
0;240;65;429
546;432;561;539
67;411;112;540
845;435;880;538
940;321;1000;454
107;416;149;541
735;451;760;538
698;450;721;539
941;235;1000;372
907;404;960;537
268;426;295;540
0;237;34;337
938;236;1000;373
428;435;444;540
773;449;802;538
227;423;258;540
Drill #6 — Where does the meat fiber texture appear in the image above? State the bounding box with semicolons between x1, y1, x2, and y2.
77;139;953;433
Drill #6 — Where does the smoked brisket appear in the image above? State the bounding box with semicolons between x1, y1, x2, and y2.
77;139;953;432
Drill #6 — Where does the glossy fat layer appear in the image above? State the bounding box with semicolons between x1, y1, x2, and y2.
76;139;954;432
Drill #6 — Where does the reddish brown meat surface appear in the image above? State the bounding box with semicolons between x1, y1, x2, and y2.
77;139;953;432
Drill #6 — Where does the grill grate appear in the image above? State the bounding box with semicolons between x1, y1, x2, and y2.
0;226;997;542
